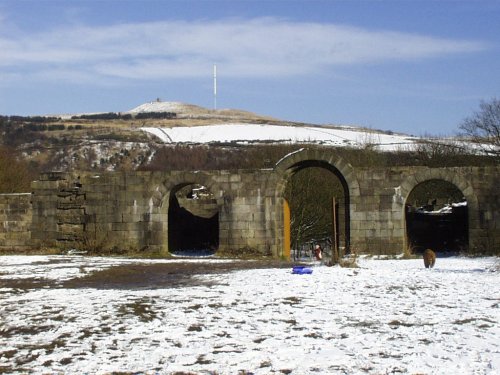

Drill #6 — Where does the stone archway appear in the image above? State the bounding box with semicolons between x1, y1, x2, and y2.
273;148;360;257
168;183;219;255
399;169;478;253
150;172;225;255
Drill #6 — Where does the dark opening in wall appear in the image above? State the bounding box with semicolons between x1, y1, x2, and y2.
405;179;468;254
406;204;468;254
168;184;219;256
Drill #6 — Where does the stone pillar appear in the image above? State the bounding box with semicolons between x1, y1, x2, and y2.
0;193;32;252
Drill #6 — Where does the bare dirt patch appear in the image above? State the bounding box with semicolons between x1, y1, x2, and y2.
61;259;297;290
0;277;56;290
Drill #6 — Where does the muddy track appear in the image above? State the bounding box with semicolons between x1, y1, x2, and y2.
61;259;299;290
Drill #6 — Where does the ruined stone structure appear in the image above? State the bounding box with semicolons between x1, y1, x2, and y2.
1;149;499;255
0;193;32;252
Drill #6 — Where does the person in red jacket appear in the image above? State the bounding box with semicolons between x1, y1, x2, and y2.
314;244;323;261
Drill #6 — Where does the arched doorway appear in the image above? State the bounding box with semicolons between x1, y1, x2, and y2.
282;160;350;260
405;179;468;254
168;183;219;256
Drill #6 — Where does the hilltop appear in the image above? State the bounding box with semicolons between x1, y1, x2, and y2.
128;100;278;122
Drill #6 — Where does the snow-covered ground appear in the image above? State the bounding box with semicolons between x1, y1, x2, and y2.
141;123;419;151
0;256;498;374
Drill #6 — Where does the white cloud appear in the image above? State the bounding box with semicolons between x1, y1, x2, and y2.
0;18;487;83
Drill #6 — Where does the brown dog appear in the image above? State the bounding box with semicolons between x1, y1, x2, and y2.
423;249;436;268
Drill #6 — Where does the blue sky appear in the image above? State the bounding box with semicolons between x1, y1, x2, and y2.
0;0;499;135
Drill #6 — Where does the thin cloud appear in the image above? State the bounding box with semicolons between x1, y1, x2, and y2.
0;17;488;83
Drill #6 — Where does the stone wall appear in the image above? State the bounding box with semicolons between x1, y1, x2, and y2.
350;165;500;254
20;152;500;256
30;170;281;255
0;193;32;252
214;170;278;255
349;167;406;255
464;167;500;253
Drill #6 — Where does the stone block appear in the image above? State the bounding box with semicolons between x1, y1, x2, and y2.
120;213;144;223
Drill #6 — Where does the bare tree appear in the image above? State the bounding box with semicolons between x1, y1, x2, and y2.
459;98;500;157
284;167;343;252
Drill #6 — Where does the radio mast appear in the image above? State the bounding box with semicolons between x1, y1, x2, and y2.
213;64;217;110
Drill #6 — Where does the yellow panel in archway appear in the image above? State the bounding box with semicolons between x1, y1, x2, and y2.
283;199;291;259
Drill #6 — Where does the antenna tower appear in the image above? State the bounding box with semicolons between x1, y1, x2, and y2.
213;64;217;110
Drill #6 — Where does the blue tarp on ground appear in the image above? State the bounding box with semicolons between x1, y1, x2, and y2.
292;266;313;274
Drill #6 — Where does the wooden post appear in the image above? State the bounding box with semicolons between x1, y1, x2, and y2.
332;197;339;264
283;199;291;260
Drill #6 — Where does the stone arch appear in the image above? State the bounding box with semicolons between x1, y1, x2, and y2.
399;168;478;252
274;148;360;196
150;172;226;254
272;148;360;255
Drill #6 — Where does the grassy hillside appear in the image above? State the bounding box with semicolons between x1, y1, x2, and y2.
0;102;496;193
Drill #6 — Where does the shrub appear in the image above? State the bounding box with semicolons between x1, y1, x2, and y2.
0;147;38;192
135;111;176;120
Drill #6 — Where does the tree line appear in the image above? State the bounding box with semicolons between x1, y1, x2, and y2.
71;111;177;120
0;115;61;123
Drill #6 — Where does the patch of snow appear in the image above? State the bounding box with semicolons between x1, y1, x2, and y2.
141;123;420;151
275;147;306;166
417;201;467;215
129;101;187;114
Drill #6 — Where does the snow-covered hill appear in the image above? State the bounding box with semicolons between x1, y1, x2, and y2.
129;101;202;115
141;123;419;151
35;100;489;172
131;101;423;151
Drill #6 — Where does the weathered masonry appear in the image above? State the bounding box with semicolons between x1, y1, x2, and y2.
0;193;31;252
2;149;499;255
